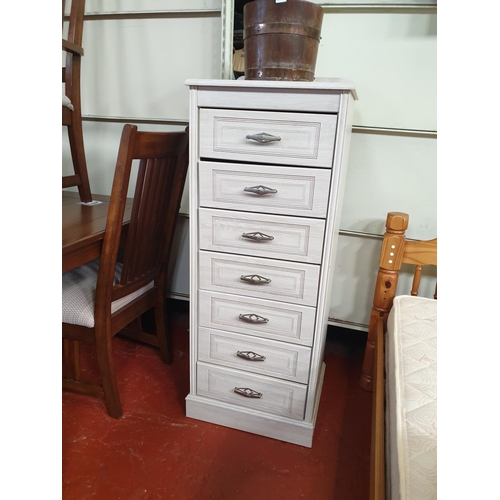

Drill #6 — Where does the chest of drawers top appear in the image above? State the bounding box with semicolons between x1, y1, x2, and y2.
186;78;357;114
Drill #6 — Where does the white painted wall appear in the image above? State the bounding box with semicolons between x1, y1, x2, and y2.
63;0;437;329
315;5;437;326
316;9;437;131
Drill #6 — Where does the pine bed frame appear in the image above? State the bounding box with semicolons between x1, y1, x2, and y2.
359;212;437;500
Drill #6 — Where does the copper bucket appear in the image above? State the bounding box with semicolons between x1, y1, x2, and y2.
243;0;324;82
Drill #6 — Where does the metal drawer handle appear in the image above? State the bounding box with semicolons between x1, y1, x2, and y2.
237;351;266;361
234;387;263;398
240;274;271;284
242;231;274;241
244;185;278;196
238;313;269;324
246;132;281;144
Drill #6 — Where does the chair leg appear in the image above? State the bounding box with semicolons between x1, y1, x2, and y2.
67;116;92;203
131;316;143;332
63;339;73;379
73;340;81;381
94;326;123;418
63;339;81;381
154;297;173;365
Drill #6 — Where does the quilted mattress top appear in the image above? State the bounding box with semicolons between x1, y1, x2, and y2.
386;295;437;500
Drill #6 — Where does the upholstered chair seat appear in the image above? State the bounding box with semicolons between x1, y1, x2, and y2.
62;93;74;110
62;259;154;328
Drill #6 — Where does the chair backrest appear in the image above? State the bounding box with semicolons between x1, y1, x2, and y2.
63;0;93;202
96;125;189;308
63;0;85;46
62;0;85;97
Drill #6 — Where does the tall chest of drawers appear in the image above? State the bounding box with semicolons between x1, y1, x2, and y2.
185;78;357;447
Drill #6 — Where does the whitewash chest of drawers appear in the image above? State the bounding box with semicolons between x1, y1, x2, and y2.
185;78;357;447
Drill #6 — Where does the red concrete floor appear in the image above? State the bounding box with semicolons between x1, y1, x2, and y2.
62;301;372;500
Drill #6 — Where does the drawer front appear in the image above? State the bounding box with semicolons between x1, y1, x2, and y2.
199;161;331;218
198;290;316;346
198;327;312;384
199;209;325;264
199;108;337;168
196;362;307;420
197;88;341;114
198;251;320;306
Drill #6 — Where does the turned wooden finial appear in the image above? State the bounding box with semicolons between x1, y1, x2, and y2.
377;213;409;271
386;212;409;233
359;212;409;392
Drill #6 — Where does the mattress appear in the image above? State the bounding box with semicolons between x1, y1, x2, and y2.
386;295;437;500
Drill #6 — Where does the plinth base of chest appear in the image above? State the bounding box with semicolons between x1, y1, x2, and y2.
185;362;325;448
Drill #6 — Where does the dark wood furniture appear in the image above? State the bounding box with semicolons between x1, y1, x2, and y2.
62;0;92;202
62;191;133;273
359;212;437;500
62;125;189;418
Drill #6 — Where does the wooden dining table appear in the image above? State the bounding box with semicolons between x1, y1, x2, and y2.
62;191;133;273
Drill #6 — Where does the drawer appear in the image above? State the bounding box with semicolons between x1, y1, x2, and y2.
198;251;320;307
198;327;312;384
198;290;316;346
196;362;307;420
199;161;331;218
197;87;341;114
199;108;337;168
199;208;325;264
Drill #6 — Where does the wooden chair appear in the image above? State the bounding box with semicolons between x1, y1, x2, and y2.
359;212;437;392
62;0;92;202
62;124;189;418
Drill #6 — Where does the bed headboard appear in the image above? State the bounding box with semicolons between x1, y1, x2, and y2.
359;212;437;392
